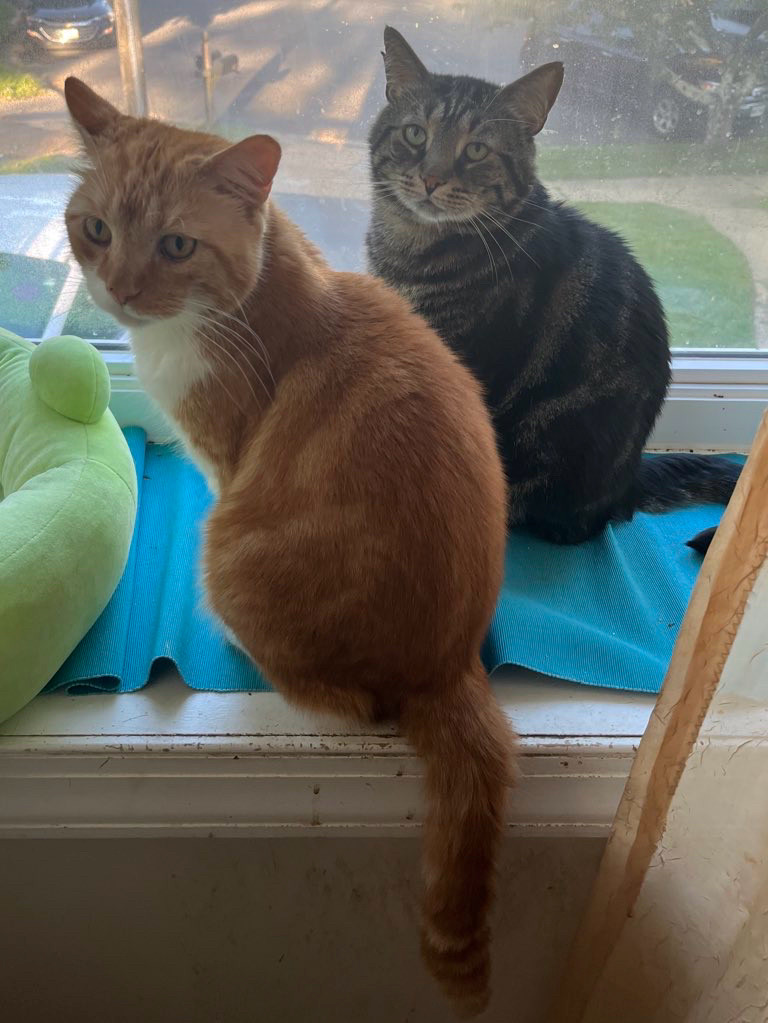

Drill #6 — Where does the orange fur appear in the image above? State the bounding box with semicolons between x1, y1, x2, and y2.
64;76;514;1016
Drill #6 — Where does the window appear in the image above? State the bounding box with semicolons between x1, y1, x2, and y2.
1;0;766;442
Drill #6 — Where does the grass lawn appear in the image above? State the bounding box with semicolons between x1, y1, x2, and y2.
539;138;768;180
577;202;755;348
0;154;75;174
0;62;43;102
61;280;124;341
0;252;68;336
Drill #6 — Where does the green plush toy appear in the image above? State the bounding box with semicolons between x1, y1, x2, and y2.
0;327;137;724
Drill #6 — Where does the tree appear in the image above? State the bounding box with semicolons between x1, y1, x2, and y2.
523;0;768;145
703;6;768;143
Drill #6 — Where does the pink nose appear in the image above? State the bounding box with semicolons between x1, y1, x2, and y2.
422;175;444;196
107;283;141;306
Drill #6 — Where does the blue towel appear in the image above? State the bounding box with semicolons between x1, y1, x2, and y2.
47;429;737;696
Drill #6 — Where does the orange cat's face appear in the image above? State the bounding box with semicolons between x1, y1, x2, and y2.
64;78;281;328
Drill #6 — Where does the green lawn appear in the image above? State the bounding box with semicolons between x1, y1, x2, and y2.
0;253;69;337
0;62;43;102
0;256;124;341
539;138;768;180
61;280;124;341
578;201;755;348
0;154;75;175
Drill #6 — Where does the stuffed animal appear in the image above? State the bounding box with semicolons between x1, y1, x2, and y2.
0;327;137;724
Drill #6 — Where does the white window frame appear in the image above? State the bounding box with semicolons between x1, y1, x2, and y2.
100;343;768;451
654;351;768;451
0;667;653;839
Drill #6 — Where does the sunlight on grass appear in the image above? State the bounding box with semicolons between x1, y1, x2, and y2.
578;201;755;349
540;138;768;180
0;154;75;174
0;62;44;102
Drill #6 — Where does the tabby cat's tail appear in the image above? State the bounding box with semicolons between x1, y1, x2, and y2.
635;454;740;554
402;662;514;1018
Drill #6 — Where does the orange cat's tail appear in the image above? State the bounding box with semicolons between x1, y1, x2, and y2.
402;661;515;1018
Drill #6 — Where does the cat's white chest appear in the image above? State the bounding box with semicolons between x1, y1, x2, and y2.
130;314;210;413
130;315;219;492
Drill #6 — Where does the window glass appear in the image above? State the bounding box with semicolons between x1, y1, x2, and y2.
0;0;766;351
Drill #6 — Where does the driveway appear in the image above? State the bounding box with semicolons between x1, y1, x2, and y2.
1;0;527;169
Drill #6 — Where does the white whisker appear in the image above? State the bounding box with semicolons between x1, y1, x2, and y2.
467;215;498;286
487;204;553;237
198;325;260;407
480;210;540;269
189;333;248;414
480;117;531;126
224;290;276;389
187;305;269;406
472;215;511;280
187;297;273;396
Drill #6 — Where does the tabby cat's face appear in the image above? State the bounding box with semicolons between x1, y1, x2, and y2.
63;78;280;328
370;28;563;225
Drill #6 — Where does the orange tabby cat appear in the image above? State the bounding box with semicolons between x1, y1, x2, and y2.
65;76;512;1017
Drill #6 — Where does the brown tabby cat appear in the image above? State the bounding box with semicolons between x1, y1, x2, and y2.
64;77;512;1017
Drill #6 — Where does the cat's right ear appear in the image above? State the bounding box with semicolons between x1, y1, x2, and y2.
64;77;122;145
202;135;282;209
382;26;429;102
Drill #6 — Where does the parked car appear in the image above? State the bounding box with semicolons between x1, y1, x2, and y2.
20;1;116;57
520;2;767;139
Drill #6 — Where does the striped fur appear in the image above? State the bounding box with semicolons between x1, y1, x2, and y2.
367;28;739;545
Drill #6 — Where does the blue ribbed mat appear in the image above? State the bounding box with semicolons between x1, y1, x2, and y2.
46;428;738;696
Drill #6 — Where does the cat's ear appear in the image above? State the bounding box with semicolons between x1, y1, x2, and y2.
65;77;123;144
382;26;429;102
202;135;282;208
489;62;564;136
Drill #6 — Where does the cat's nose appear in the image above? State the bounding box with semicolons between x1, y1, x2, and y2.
108;283;141;307
422;176;444;196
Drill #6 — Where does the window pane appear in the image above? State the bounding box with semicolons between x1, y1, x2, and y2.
0;0;765;351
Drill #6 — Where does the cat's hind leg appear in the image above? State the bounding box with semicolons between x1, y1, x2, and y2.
524;508;613;545
523;482;636;544
272;675;380;725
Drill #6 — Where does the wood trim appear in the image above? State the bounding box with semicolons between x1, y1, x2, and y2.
547;409;768;1023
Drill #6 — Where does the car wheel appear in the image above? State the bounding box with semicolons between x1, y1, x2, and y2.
650;89;685;139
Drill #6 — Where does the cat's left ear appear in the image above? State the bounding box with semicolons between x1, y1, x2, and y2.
489;62;564;136
202;135;282;208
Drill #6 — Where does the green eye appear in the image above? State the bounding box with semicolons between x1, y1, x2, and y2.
403;124;427;146
160;234;197;261
464;142;490;162
84;216;111;245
